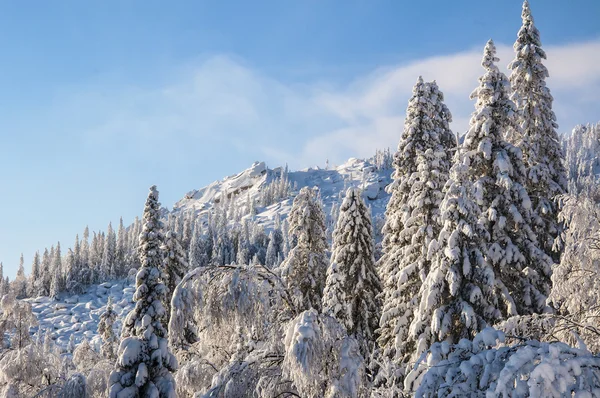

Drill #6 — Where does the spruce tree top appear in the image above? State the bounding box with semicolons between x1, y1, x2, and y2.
138;185;164;271
466;40;519;159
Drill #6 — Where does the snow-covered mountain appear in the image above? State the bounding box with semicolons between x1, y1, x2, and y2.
172;157;393;229
27;156;393;353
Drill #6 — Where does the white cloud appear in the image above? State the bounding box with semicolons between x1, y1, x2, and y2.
60;39;600;170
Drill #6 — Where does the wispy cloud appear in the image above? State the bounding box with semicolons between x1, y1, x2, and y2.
57;39;600;170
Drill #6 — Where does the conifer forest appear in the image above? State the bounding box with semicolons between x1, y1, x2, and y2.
1;2;600;397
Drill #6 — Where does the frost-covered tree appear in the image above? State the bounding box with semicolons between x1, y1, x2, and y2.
377;77;455;374
508;1;567;260
188;219;210;269
406;153;496;389
59;373;88;398
0;263;4;296
73;339;100;374
98;297;118;360
0;343;56;397
0;292;37;349
322;188;382;347
65;249;83;294
562;122;600;203
50;243;65;299
406;327;600;397
67;334;76;354
40;248;52;296
109;185;177;398
81;226;90;270
279;187;329;312
115;217;127;278
283;310;368;398
265;228;284;268
161;230;188;320
181;212;195;253
545;194;600;351
14;254;27;299
103;222;117;279
463;40;552;317
29;252;41;297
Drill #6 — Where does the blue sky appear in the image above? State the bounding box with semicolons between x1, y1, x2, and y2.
0;0;599;277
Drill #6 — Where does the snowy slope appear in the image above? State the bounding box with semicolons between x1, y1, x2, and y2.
27;279;135;352
172;157;393;228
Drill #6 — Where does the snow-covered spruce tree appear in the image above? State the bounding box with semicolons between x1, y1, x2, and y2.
39;248;52;296
265;228;284;268
104;222;117;279
109;185;177;397
161;230;188;321
50;243;65;299
377;77;455;375
563;122;600;198
463;40;551;317
65;248;84;294
14;254;27;299
116;217;127;278
279;187;329;312
98;296;118;360
189;219;211;269
407;327;600;397
405;154;496;392
322;187;382;347
508;0;567;260
0;263;4;296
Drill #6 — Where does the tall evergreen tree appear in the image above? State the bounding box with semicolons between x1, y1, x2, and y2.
0;262;4;296
408;152;495;381
116;217;127;277
40;248;52;296
322;188;382;347
81;226;90;271
98;296;118;360
54;243;65;292
110;185;177;397
15;253;28;299
463;40;551;317
181;211;195;253
508;0;567;260
103;222;117;279
73;234;81;273
161;230;188;322
189;219;210;269
377;77;455;372
280;187;328;312
64;249;77;293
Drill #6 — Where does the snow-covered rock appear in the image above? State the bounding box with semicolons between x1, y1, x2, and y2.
26;279;135;352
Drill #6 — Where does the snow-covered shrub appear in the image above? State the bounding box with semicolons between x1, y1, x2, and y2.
282;310;368;398
169;264;294;396
0;343;60;397
405;327;600;397
97;297;118;360
0;293;37;349
59;373;87;398
86;361;113;398
73;339;100;374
